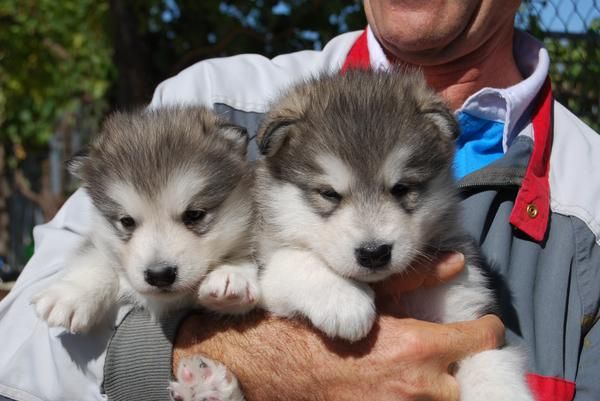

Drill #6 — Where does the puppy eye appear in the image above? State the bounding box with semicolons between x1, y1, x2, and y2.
119;216;136;229
318;187;342;203
390;183;410;198
182;209;206;225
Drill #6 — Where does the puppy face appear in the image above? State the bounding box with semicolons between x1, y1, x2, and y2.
257;70;459;282
71;106;252;299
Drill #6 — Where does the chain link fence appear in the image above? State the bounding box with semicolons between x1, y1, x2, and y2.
517;0;600;130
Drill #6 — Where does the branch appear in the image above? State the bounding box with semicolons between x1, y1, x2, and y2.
13;170;42;206
171;0;327;74
13;168;65;222
171;26;265;74
42;37;71;60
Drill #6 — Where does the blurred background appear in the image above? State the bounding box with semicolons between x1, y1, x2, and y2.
0;0;598;288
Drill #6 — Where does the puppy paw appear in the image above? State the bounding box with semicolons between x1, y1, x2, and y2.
309;284;376;342
31;281;102;333
197;265;259;314
169;356;244;401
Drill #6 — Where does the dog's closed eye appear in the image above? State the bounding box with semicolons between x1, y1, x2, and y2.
119;216;136;230
317;187;342;203
182;209;206;226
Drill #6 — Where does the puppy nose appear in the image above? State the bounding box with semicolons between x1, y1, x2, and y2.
355;243;393;269
144;266;177;288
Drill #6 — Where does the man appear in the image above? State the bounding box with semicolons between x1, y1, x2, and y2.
1;1;599;400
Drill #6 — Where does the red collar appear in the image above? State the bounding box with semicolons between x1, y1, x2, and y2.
341;30;370;73
342;30;553;242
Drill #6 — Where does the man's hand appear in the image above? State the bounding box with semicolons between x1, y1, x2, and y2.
373;252;465;311
173;252;504;401
321;314;503;401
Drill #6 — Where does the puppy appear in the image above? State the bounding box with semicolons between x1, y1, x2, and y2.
31;106;255;401
255;70;534;401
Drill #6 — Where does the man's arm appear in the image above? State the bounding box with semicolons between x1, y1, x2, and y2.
173;253;504;401
173;311;503;401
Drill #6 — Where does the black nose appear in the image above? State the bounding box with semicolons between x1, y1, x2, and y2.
355;243;392;269
144;266;177;288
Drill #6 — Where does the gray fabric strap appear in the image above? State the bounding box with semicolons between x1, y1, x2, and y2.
103;308;188;401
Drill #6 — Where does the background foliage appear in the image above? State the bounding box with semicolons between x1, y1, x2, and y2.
0;0;598;278
518;0;599;130
0;0;113;160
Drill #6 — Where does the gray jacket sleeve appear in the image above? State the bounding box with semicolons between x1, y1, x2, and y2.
103;309;187;401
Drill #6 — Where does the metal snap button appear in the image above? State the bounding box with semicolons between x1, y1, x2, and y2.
526;203;538;218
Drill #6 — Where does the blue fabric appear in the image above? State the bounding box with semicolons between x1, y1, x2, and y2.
454;111;505;179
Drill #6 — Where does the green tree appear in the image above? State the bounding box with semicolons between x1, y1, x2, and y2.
0;0;113;269
0;0;114;152
543;20;600;131
110;0;366;106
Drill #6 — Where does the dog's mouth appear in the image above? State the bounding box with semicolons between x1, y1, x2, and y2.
139;287;190;303
351;268;394;283
138;286;180;297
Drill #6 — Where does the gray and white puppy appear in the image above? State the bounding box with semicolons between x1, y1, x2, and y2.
256;70;533;401
31;106;253;401
32;106;258;332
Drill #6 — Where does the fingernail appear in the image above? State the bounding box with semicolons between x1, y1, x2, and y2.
443;253;464;266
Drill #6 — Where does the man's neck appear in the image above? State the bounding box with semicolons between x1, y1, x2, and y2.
390;26;523;111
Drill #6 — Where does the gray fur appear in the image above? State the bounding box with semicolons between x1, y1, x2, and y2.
255;69;533;401
257;69;461;265
71;106;249;232
32;105;260;401
33;105;258;335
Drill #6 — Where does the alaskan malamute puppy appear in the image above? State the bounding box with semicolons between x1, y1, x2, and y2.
255;70;533;401
31;106;255;401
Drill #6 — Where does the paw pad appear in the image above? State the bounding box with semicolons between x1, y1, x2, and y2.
182;366;194;383
169;356;244;401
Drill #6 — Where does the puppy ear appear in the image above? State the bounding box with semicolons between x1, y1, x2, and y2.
257;117;297;157
66;149;90;179
401;68;459;141
217;123;249;155
421;103;460;141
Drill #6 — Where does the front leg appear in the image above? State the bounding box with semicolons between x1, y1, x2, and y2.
31;241;119;333
197;261;259;315
260;248;376;342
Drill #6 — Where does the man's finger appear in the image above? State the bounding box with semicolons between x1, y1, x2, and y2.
373;271;426;297
373;252;465;300
432;315;505;364
422;252;465;287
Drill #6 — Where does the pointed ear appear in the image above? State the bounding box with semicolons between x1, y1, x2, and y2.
257;117;297;157
420;102;459;141
257;80;312;157
66;149;90;179
217;123;249;155
400;67;459;141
